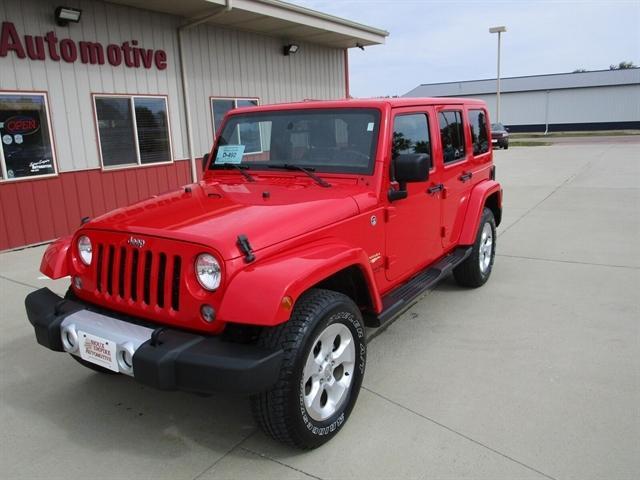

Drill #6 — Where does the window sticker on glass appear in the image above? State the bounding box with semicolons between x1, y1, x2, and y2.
215;144;245;164
1;93;56;180
367;122;374;132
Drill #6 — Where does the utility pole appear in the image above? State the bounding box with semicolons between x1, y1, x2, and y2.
489;26;507;123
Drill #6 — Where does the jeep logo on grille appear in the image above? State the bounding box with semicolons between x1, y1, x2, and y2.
127;237;145;248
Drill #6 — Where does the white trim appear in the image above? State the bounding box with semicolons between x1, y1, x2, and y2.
110;0;387;48
130;97;142;164
204;0;388;45
160;97;176;168
92;94;174;171
100;161;175;172
0;130;6;180
0;91;59;182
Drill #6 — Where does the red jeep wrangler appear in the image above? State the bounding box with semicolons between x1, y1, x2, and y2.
26;98;502;449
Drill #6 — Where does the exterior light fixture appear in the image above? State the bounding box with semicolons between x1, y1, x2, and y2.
55;6;82;27
356;43;365;51
283;44;299;56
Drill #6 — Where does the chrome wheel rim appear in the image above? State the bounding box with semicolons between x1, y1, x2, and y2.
302;323;355;422
479;222;493;273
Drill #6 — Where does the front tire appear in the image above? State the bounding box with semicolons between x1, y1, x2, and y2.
250;289;366;449
453;208;496;287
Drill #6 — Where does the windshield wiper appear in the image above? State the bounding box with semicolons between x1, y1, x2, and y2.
219;163;256;182
268;164;331;188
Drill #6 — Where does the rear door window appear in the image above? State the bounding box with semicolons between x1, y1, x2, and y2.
438;111;466;164
468;109;489;155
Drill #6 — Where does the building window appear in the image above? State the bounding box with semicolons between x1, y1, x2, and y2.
0;92;56;181
211;97;261;153
438;111;466;164
468;109;489;155
392;113;432;164
94;95;172;168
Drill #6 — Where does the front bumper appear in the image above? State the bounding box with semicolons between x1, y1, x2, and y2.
25;288;283;394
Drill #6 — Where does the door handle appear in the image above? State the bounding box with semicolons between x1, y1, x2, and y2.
427;183;444;195
459;171;473;182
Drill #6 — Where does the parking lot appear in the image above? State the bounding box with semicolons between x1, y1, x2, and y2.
1;140;638;480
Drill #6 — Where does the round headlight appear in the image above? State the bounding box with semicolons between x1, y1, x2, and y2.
195;254;221;291
77;235;92;265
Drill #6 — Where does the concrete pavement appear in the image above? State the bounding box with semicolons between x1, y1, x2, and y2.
1;140;639;479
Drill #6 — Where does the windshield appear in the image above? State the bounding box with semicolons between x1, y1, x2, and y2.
491;123;505;131
210;108;380;175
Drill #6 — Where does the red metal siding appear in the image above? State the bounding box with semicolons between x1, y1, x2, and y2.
0;160;193;251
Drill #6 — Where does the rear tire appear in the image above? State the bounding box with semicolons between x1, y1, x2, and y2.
250;289;366;449
453;208;496;288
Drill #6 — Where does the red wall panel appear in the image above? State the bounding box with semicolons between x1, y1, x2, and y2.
0;160;193;251
0;183;27;247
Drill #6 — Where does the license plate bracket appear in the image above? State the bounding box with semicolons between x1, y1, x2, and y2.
78;331;119;372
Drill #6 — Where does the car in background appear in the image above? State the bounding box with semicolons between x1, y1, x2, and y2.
491;123;509;149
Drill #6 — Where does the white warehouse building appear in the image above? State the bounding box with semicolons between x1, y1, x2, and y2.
404;69;640;132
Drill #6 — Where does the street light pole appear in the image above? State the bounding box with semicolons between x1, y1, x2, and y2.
489;26;507;123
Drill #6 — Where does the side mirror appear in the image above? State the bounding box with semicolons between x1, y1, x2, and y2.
202;153;210;171
395;153;430;183
388;153;430;202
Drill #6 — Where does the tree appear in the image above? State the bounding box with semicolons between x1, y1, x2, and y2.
391;131;412;159
573;68;587;73
609;61;637;70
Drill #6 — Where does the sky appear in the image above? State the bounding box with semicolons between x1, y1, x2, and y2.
290;0;640;97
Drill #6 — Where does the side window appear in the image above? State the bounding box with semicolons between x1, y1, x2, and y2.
0;92;56;180
438;111;466;164
391;114;431;163
468;109;489;155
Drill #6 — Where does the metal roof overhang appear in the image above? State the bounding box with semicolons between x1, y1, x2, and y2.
107;0;388;48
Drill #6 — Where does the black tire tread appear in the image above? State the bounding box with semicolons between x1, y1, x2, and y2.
250;289;355;448
453;208;496;288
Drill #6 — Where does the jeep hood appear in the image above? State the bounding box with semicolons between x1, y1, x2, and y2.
87;179;364;260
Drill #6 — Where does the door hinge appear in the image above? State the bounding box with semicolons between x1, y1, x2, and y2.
384;207;396;222
385;255;396;269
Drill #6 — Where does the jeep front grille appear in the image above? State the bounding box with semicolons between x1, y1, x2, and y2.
95;243;182;311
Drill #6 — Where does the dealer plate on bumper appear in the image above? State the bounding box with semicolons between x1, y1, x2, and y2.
78;331;118;372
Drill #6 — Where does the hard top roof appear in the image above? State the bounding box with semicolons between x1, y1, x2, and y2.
229;97;487;113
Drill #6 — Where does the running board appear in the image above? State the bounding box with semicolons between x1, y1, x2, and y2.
371;247;472;328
